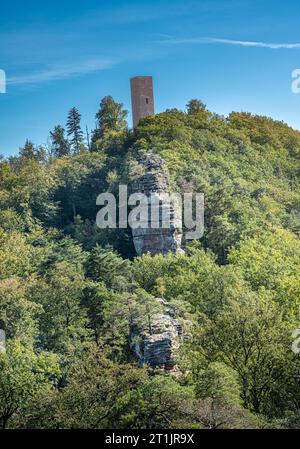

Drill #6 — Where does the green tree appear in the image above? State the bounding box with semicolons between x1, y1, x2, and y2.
203;293;298;416
228;228;300;318
52;152;106;223
32;261;89;353
19;140;46;162
86;245;131;289
82;281;112;345
186;99;207;114
94;95;128;139
112;375;194;429
50;125;70;157
0;277;41;345
0;340;60;429
195;362;241;405
23;345;147;429
19;139;36;159
66;107;84;153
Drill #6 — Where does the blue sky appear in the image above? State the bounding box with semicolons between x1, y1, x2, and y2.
1;0;300;155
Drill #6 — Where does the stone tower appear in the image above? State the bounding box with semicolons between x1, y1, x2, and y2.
130;76;154;127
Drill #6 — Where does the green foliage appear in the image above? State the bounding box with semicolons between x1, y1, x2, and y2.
19;139;46;162
0;277;41;345
229;228;300;318
51;151;107;225
1;101;300;428
21;345;147;429
195;362;241;406
113;375;195;429
85;245;131;289
50;125;70;158
186;99;207;115
0;339;60;428
32;260;90;353
66;107;85;153
201;294;300;416
0;230;45;279
94;95;128;139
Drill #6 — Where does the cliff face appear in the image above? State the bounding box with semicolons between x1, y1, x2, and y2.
131;298;182;371
129;154;185;371
131;153;183;256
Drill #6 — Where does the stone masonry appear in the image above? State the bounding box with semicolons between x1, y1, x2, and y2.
130;76;154;127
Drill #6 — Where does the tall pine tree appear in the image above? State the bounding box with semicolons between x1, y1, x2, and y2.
66;107;84;154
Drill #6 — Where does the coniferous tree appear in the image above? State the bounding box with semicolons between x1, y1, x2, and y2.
18;139;47;162
19;139;36;159
50;125;70;158
66;107;84;153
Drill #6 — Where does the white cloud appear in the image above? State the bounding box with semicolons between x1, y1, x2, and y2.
8;58;114;86
154;37;300;49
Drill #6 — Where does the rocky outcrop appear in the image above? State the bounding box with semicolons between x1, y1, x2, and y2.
131;153;183;256
131;298;182;371
0;329;5;352
130;153;185;372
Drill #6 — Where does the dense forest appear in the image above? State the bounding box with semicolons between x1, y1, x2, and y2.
1;97;300;429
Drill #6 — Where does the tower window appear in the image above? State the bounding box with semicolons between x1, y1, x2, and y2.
145;97;149;104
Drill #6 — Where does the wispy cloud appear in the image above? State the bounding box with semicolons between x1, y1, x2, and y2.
153;37;300;49
8;58;114;86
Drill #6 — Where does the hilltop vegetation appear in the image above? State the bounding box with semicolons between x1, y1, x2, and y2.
0;98;300;428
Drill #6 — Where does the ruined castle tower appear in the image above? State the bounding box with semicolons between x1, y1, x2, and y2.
130;76;154;127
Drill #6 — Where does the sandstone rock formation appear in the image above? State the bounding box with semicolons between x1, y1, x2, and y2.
130;153;185;372
131;298;182;371
131;153;183;256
